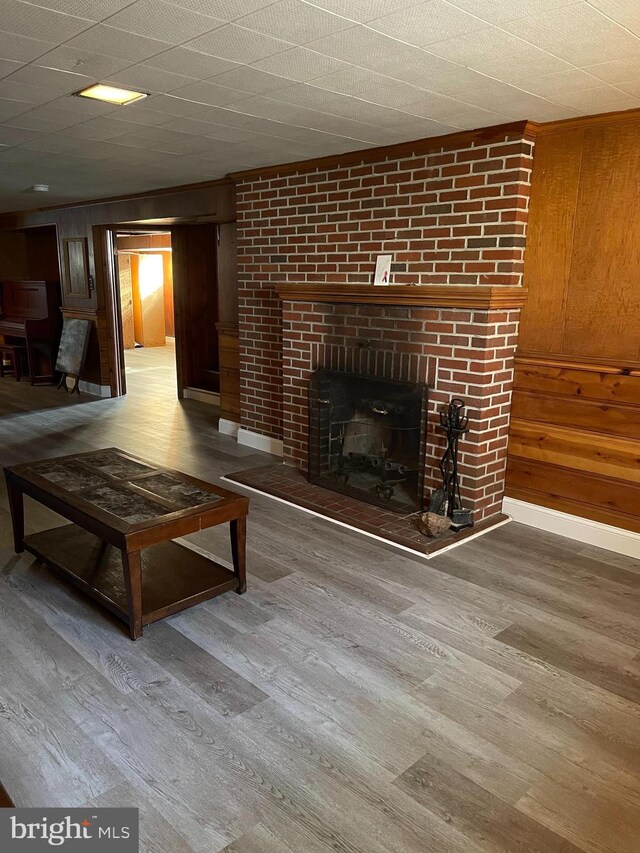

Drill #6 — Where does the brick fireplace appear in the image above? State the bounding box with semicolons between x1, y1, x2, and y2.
233;121;535;527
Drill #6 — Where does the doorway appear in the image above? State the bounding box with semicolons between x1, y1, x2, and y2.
101;222;221;402
115;230;176;397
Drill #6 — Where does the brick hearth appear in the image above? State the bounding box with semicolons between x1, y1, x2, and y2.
234;121;535;523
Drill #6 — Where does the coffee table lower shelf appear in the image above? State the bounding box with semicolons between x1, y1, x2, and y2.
24;524;239;628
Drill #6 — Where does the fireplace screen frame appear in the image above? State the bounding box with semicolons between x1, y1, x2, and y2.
308;368;428;514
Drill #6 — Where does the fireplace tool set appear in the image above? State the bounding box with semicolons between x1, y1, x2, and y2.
424;398;474;535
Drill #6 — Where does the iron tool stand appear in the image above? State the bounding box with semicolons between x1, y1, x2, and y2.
435;398;474;531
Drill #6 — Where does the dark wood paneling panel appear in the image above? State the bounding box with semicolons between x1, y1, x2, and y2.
563;122;640;362
511;390;638;439
514;360;640;405
518;130;583;354
507;458;640;532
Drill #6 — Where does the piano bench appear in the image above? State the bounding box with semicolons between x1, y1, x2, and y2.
0;343;28;382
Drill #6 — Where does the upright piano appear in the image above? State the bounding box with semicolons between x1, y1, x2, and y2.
0;280;62;383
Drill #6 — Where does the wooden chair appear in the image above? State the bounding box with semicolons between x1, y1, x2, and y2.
0;342;28;382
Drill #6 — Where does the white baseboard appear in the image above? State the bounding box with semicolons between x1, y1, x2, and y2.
218;418;240;438
237;428;284;457
183;387;220;406
503;497;640;559
78;380;111;397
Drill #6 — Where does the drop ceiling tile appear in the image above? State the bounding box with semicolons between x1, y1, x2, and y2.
583;57;640;84
0;125;39;145
109;127;216;154
66;25;172;62
36;45;133;77
4;106;82;131
523;68;604;98
0;58;22;79
503;4;640;65
144;47;239;77
25;0;134;19
107;65;199;94
143;93;208;115
0;97;31;120
166;0;277;20
169;79;254;106
206;65;291;94
236;0;352;44
589;0;640;36
305;25;410;65
426;27;539;64
369;0;486;46
57;115;136;139
186;24;294;62
251;47;349;81
0;146;44;162
433;105;512;128
446;0;575;24
466;50;573;84
302;0;423;22
0;29;56;62
401;90;492;122
312;66;395;96
0;1;93;42
616;79;640;98
5;64;91;95
0;80;53;104
21;134;84;152
103;0;225;44
549;85;640;111
113;105;183;125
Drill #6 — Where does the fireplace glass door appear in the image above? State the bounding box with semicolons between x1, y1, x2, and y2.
308;369;427;513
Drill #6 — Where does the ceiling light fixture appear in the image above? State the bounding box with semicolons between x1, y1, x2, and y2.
74;83;148;106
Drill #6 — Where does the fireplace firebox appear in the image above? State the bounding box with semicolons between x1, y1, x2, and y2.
308;369;428;513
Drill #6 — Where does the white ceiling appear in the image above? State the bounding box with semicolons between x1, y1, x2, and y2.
0;0;639;212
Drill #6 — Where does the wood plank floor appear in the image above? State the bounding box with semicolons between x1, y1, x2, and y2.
1;347;639;853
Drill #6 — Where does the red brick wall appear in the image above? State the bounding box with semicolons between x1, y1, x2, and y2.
236;124;534;520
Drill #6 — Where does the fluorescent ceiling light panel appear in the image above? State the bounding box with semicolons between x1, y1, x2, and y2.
75;84;148;105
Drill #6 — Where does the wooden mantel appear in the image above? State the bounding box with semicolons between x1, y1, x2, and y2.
274;283;528;309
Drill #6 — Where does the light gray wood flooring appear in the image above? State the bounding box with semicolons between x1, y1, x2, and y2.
0;346;639;852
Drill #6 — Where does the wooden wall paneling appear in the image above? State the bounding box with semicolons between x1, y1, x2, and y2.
506;457;640;532
514;359;640;405
117;253;135;349
162;251;174;337
171;224;219;394
562;122;640;362
518;130;584;354
508;420;640;483
217;222;238;325
62;237;91;299
0;230;28;279
217;321;240;421
511;390;638;439
24;226;60;282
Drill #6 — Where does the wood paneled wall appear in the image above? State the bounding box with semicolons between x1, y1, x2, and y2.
507;113;640;533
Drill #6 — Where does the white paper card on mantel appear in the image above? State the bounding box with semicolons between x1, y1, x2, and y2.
373;255;392;286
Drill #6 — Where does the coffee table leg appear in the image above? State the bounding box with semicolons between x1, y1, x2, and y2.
230;516;247;594
122;549;143;639
7;480;25;553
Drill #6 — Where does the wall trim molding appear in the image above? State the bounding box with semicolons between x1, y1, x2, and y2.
218;418;240;438
503;496;640;559
183;387;220;405
237;428;284;457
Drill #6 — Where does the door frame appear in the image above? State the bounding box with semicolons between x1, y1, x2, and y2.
97;223;184;399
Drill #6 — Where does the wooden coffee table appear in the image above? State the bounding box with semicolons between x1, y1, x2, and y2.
4;448;249;639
